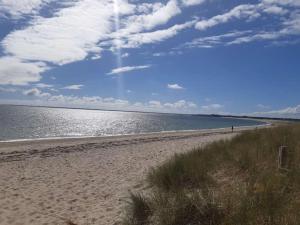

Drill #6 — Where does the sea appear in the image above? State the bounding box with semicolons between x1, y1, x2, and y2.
0;105;265;142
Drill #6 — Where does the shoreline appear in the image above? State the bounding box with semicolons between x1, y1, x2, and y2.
0;124;269;225
0;122;270;144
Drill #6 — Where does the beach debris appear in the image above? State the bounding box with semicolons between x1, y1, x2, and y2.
65;219;78;225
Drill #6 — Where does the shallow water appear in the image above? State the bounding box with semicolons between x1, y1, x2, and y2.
0;105;265;141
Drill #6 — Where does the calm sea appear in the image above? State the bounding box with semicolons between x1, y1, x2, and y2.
0;105;265;141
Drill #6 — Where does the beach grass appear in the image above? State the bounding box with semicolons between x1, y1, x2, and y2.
123;123;300;225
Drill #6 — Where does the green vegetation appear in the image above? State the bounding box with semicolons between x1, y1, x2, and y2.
123;124;300;225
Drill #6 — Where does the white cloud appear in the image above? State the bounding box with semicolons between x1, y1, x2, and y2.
183;30;251;48
0;57;48;85
35;83;53;88
5;89;198;113
2;0;298;88
121;52;129;58
164;100;197;109
194;1;294;31
15;93;198;113
23;88;39;96
1;0;116;65
0;0;192;85
191;1;300;47
186;9;300;47
23;88;51;97
153;50;183;56
0;0;54;18
195;4;259;31
262;0;300;7
104;20;195;49
167;83;184;90
50;88;59;92
124;21;195;48
227;12;300;45
63;84;84;90
181;0;206;7
201;104;223;113
149;100;162;108
263;5;288;15
252;104;300;119
147;99;197;110
108;65;151;75
91;54;101;60
117;0;181;36
227;31;280;45
153;52;164;56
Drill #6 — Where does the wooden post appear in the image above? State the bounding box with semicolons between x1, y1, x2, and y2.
278;146;288;170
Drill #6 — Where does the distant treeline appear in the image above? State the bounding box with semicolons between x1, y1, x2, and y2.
206;114;300;122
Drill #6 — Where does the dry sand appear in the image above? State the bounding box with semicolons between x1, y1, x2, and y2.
0;126;264;225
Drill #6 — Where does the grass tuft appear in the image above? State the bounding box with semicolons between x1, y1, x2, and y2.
123;123;300;225
123;193;152;225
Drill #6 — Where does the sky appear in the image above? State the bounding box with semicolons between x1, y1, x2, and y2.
0;0;300;118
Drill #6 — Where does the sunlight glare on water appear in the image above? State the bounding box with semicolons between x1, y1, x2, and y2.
0;105;266;141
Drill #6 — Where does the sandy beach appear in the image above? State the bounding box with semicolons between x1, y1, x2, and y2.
0;126;265;225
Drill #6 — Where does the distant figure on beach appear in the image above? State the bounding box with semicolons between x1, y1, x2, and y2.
231;126;234;132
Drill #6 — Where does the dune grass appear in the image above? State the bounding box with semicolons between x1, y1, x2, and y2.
123;124;300;225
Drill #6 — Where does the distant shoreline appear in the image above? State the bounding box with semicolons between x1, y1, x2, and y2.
1;103;300;121
0;123;270;144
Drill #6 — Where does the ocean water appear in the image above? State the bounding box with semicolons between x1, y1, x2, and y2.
0;105;265;141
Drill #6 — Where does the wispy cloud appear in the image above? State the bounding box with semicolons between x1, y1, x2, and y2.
181;0;206;7
63;84;84;90
252;104;300;119
263;5;288;15
108;65;151;75
194;1;289;31
227;13;300;44
183;30;251;48
184;9;300;48
195;4;260;31
163;100;197;109
0;87;17;93
201;104;223;112
153;50;183;57
35;83;53;88
257;104;271;110
121;52;129;58
104;20;195;49
116;0;181;36
167;83;184;90
192;1;300;47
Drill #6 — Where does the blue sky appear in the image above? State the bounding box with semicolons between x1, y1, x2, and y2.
0;0;300;117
